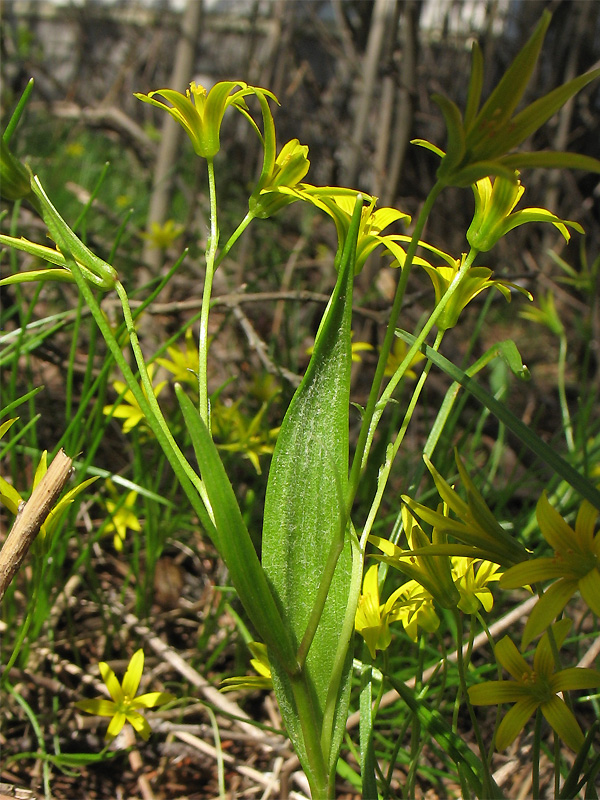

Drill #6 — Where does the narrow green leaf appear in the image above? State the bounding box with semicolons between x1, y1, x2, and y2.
176;386;297;672
431;94;466;176
467;10;551;152
262;196;362;789
500;150;600;173
500;68;600;155
464;42;484;130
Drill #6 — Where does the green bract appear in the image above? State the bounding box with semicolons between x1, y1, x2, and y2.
402;451;529;567
0;138;37;207
414;10;600;187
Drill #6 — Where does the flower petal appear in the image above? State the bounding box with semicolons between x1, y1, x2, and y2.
130;691;175;710
99;662;123;703
495;635;530;680
551;667;600;693
540;695;584;752
105;710;127;741
122;649;144;699
74;698;117;717
495;697;539;750
536;493;577;553
126;710;152;741
579;568;600;616
500;558;567;588
468;680;530;705
522;579;578;648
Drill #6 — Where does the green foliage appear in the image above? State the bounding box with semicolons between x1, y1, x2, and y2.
1;11;600;798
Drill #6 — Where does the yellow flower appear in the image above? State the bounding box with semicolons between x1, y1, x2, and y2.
420;254;531;331
103;366;167;434
134;81;275;160
468;619;600;751
392;579;439;642
155;328;198;386
384;336;425;379
355;564;406;658
500;492;600;647
220;642;273;693
141;219;184;251
75;649;174;742
466;173;583;252
103;480;142;552
451;557;502;614
211;399;279;475
249;138;311;218
370;507;460;612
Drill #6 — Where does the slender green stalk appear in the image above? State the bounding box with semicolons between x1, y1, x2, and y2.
214;210;256;269
198;157;220;424
454;612;495;799
348;181;444;505
532;708;542;799
557;333;575;453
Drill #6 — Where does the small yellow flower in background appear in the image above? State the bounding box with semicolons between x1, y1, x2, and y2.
500;492;600;647
141;219;185;251
468;619;600;752
155;327;198;386
103;480;142;552
384;336;425;379
211;399;279;475
220;642;273;693
116;194;132;208
355;564;406;658
65;141;85;159
75;649;175;742
103;366;167;434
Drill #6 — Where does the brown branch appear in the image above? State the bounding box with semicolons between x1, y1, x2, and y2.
0;449;72;602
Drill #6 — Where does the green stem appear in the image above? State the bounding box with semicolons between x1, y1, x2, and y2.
288;672;329;798
360;328;445;549
214;210;255;270
454;611;494;799
532;708;542;799
557;333;575;453
198;157;220;424
347;181;445;505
